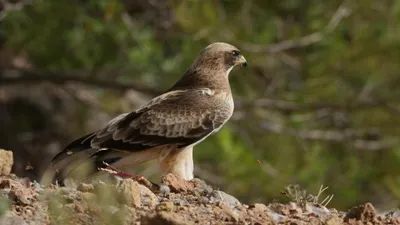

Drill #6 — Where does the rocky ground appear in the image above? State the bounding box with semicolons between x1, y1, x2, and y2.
0;149;399;225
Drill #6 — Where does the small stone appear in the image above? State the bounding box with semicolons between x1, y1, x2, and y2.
249;203;268;213
174;198;191;208
344;202;376;222
118;179;141;208
307;204;330;217
8;186;36;205
141;212;192;225
156;201;174;212
269;203;290;216
24;209;33;218
191;178;213;194
288;202;302;215
267;210;287;223
158;184;170;195
325;216;343;225
0;150;13;176
161;174;195;193
178;206;187;211
385;209;400;219
211;190;241;207
139;183;158;207
200;196;210;205
77;183;94;193
214;201;239;222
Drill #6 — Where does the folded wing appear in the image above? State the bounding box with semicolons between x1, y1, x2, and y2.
45;89;230;183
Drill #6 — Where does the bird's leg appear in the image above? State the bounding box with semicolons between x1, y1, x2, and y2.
184;147;194;180
100;162;144;181
159;146;194;180
100;162;159;191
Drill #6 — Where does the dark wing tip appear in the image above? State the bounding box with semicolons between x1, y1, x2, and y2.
51;132;96;164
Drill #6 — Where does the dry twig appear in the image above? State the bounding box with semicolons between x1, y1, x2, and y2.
242;2;351;53
0;67;160;96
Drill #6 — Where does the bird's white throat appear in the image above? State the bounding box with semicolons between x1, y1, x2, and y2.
226;66;234;76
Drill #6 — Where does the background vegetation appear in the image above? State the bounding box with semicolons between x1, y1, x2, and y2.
1;0;399;210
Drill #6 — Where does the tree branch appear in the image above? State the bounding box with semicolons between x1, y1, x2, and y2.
242;2;351;53
235;97;398;113
259;122;397;151
0;67;160;96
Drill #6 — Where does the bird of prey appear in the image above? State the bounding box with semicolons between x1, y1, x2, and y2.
41;42;247;185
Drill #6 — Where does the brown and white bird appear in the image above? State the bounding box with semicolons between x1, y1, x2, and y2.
41;42;247;184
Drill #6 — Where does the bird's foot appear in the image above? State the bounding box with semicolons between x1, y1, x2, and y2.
114;171;144;181
100;162;159;191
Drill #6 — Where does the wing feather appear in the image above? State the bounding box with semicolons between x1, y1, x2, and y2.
48;88;232;183
87;89;231;151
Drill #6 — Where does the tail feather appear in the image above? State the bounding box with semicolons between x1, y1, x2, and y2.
60;149;128;182
41;147;130;185
41;132;100;185
41;146;95;185
41;133;163;186
51;132;95;165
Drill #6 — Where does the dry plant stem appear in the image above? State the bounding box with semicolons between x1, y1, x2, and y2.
315;185;329;203
321;194;334;207
315;185;334;207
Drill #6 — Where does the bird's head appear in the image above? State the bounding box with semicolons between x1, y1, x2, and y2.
172;42;247;91
195;42;247;75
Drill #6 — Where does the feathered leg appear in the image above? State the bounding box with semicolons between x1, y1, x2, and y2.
158;146;194;180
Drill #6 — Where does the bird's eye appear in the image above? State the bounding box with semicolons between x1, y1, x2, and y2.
232;50;240;56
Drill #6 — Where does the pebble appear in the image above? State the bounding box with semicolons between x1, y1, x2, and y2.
77;183;94;193
156;201;174;212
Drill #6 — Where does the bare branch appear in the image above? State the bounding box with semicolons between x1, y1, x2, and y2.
260;122;397;151
0;67;160;96
242;2;351;53
235;97;398;113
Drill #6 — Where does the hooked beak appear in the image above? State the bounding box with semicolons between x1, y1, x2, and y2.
236;55;247;68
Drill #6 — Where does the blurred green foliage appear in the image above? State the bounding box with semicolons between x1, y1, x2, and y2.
0;196;11;217
1;0;400;209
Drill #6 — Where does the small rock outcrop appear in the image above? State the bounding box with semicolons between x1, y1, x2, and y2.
0;150;13;176
0;149;399;225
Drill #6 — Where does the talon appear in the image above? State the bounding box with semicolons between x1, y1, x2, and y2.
135;176;145;181
116;171;136;179
100;162;156;190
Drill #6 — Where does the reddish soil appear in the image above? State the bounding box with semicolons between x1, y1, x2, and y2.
0;149;399;225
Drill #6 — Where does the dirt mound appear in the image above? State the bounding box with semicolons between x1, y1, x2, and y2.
0;149;399;225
